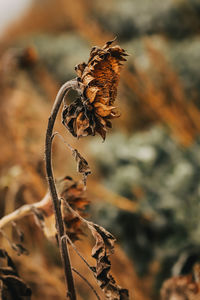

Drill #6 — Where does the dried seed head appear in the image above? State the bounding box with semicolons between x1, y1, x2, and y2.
62;38;128;140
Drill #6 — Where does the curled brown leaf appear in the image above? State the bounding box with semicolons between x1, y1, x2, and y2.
72;149;91;186
52;133;91;186
61;194;129;299
0;249;32;300
87;222;129;300
61;177;89;242
34;177;89;242
160;264;200;300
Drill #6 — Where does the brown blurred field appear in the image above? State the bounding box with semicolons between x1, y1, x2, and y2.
1;1;200;299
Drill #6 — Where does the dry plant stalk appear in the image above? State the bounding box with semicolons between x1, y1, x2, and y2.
0;177;88;242
0;39;128;300
46;38;128;299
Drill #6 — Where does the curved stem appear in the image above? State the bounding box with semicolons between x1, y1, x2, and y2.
45;79;79;300
72;268;101;300
0;193;50;229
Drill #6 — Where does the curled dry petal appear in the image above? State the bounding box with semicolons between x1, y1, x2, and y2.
62;38;128;140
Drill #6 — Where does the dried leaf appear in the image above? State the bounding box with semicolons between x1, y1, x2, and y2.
63;199;129;298
72;149;91;186
161;264;200;300
87;222;129;300
53;132;91;185
60;177;89;242
0;249;32;300
62;39;128;140
32;177;89;242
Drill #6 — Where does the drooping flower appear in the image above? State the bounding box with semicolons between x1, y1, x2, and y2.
62;38;128;140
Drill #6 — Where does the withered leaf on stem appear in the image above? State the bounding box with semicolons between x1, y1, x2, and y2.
34;177;89;242
72;149;91;186
64;201;129;299
87;222;129;300
52;133;91;185
0;249;32;300
160;263;200;300
61;177;89;242
72;149;91;176
62;38;128;140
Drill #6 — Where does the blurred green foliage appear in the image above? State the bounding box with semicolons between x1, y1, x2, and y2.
89;126;200;286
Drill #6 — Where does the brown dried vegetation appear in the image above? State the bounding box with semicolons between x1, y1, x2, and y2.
161;264;200;300
0;33;129;298
0;249;32;300
62;39;128;140
1;1;200;300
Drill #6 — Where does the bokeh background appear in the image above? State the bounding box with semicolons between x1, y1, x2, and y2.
0;0;200;299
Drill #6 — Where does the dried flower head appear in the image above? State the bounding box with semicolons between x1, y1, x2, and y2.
62;38;128;140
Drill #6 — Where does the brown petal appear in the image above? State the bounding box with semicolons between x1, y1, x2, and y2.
102;37;117;49
75;62;87;77
82;72;95;86
84;85;99;103
76;112;90;138
94;102;116;117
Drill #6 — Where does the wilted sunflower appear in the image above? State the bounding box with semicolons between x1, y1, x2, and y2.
62;38;128;140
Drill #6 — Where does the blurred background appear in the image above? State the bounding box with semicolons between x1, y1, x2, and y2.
0;0;200;299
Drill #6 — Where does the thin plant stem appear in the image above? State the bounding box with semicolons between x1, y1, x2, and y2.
62;234;92;271
45;79;80;300
0;193;50;229
72;268;101;300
